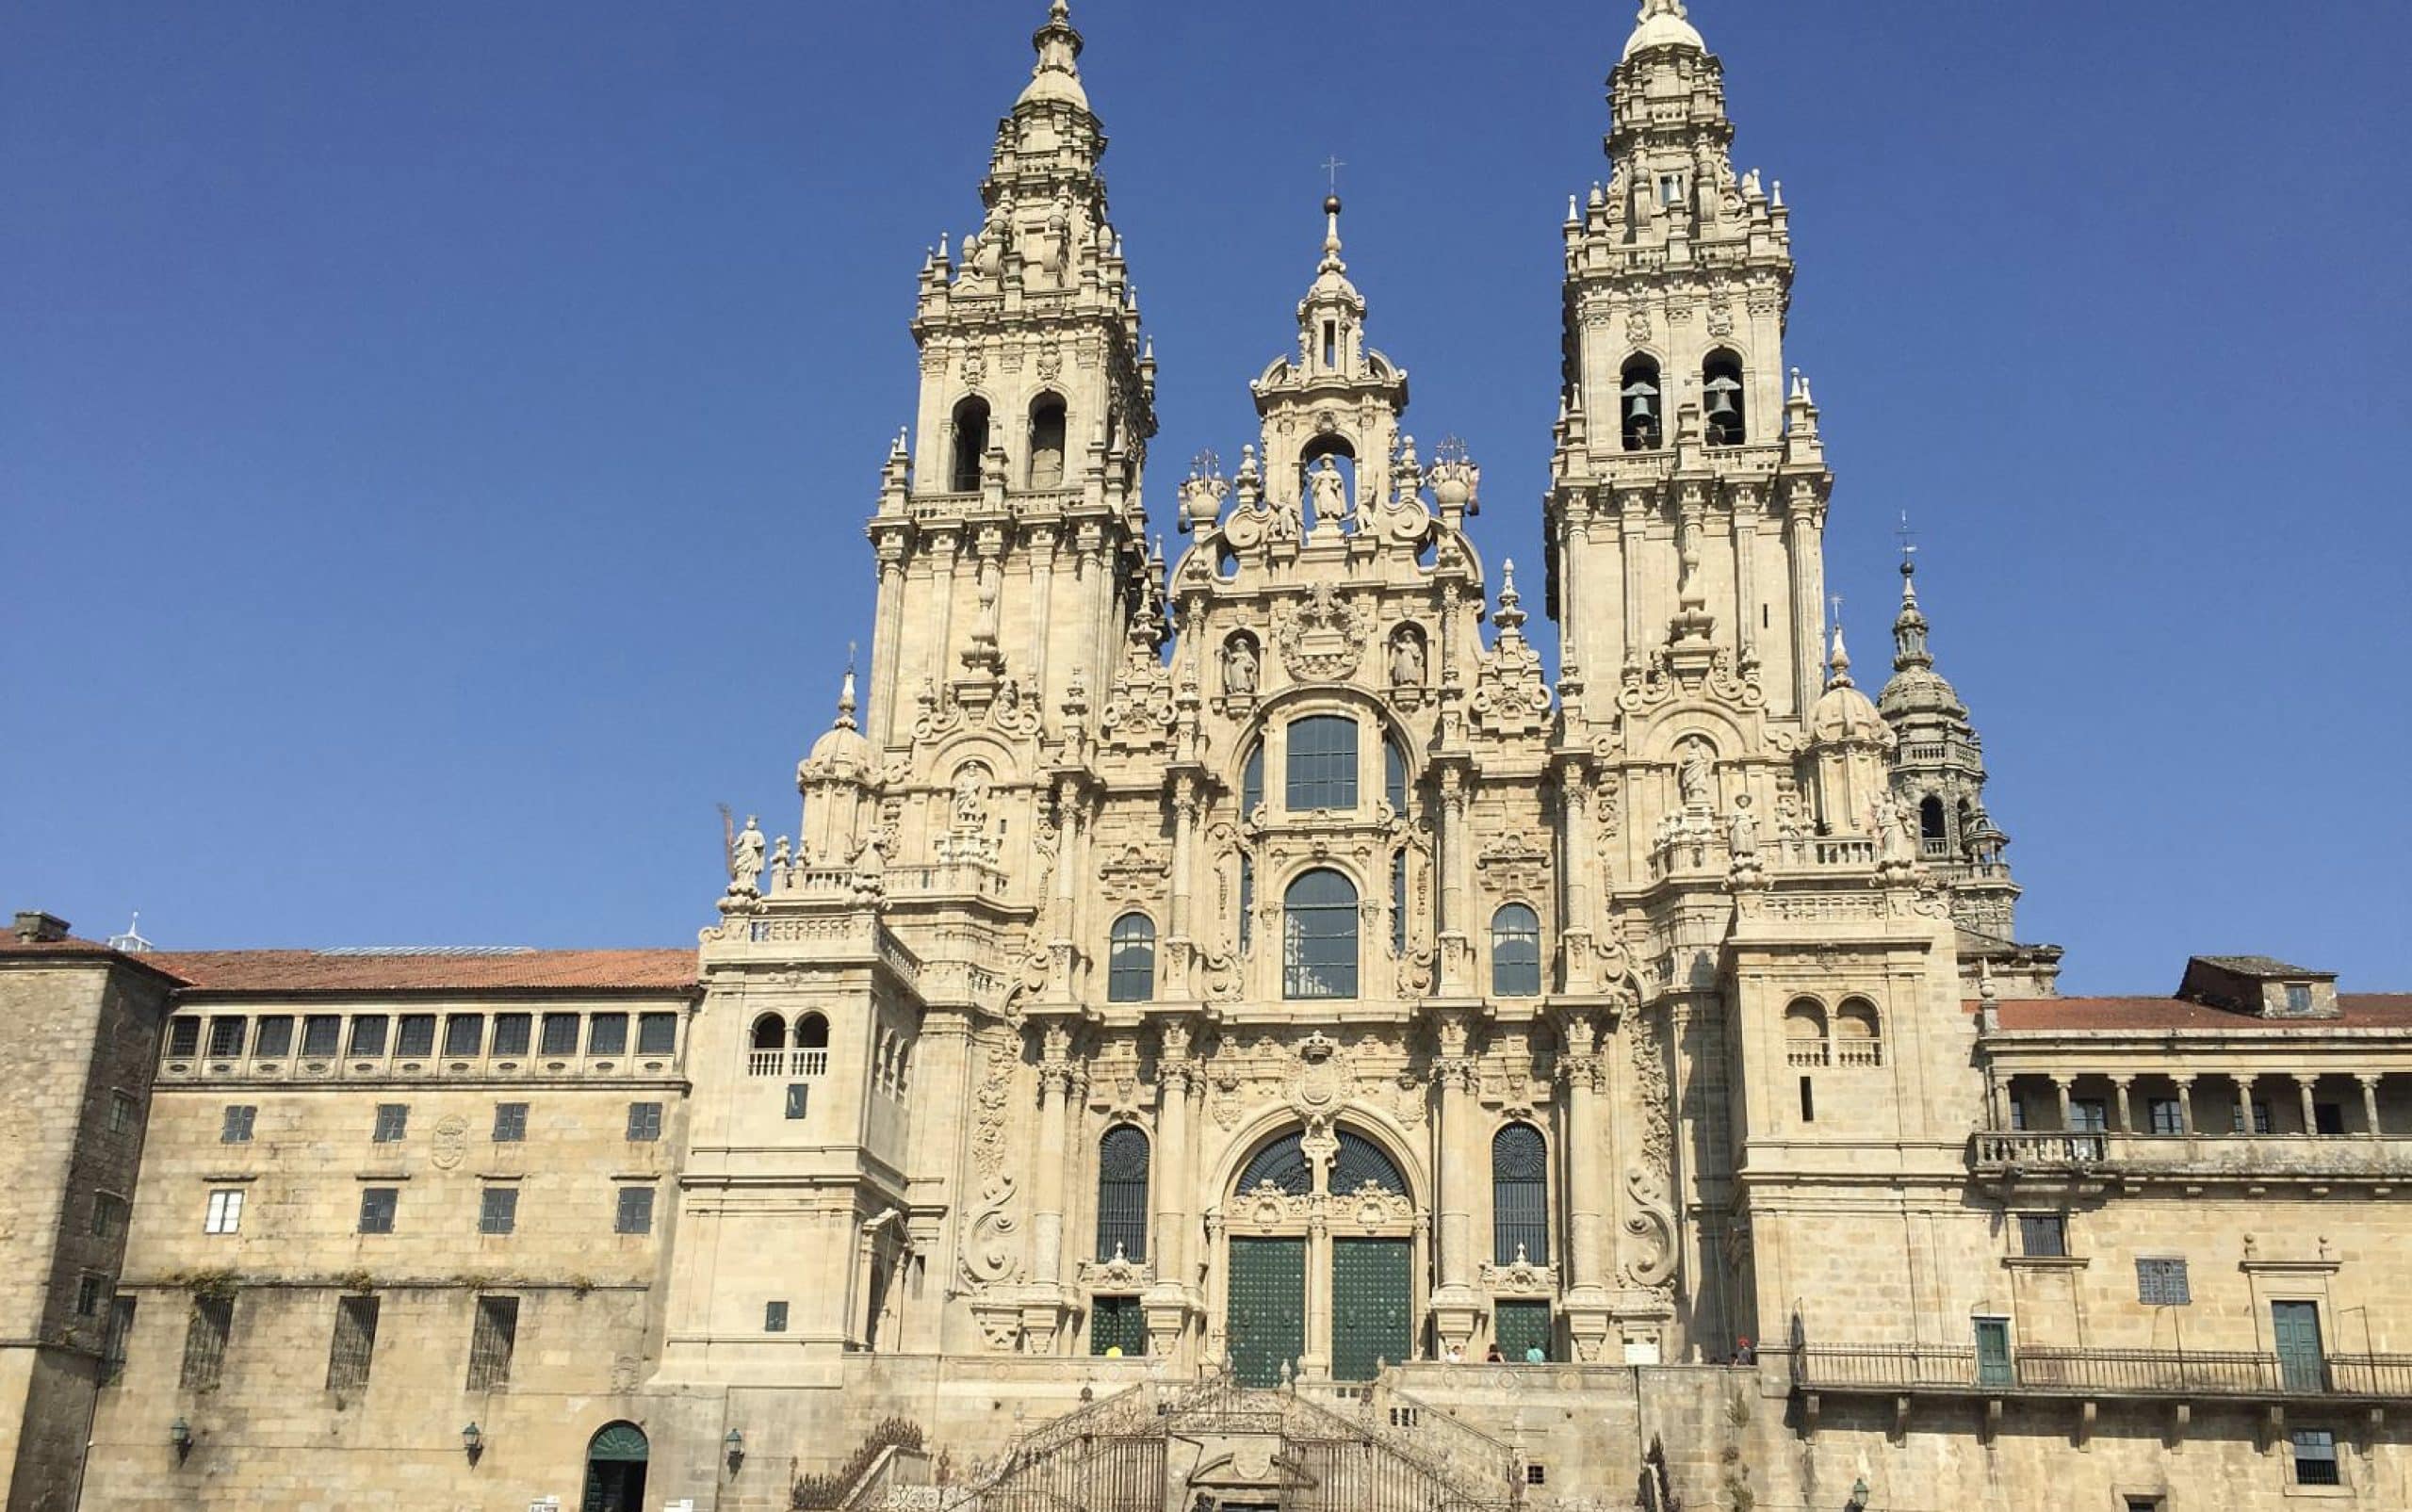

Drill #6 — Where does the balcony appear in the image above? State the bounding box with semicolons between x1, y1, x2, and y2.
1970;1130;2412;1187
747;1049;831;1079
1793;1342;2412;1404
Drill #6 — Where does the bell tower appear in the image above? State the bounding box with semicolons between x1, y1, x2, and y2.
1545;0;1833;725
864;0;1159;753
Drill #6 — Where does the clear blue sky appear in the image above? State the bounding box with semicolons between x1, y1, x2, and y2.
5;2;2406;994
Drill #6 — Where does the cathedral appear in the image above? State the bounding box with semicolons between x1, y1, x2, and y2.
6;4;2407;1509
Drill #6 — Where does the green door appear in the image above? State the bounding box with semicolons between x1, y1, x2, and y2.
2273;1302;2325;1392
1229;1238;1306;1388
1973;1318;2013;1388
1330;1239;1412;1381
1091;1295;1147;1358
1495;1300;1552;1363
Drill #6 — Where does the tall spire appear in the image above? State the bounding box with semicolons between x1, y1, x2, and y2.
1019;0;1087;108
1623;0;1705;59
1893;547;1932;674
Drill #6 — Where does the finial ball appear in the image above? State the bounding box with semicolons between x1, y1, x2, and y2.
1324;194;1343;217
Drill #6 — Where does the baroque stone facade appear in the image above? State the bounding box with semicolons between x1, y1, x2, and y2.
5;4;2408;1510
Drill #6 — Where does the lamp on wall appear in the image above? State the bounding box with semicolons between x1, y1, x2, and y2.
1846;1475;1871;1510
169;1418;193;1461
461;1423;484;1463
724;1428;745;1477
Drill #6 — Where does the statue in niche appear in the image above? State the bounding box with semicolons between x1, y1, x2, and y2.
1676;741;1715;809
1309;455;1350;531
953;766;992;834
1389;627;1426;689
727;815;768;896
1224;637;1260;697
970;561;1002;652
1726;794;1759;861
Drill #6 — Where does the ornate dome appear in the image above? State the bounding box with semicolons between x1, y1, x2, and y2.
1809;626;1889;746
1878;560;1969;723
1623;0;1705;59
802;671;872;781
1017;1;1090;109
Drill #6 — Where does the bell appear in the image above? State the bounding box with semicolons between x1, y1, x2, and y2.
1704;375;1742;417
1623;382;1659;420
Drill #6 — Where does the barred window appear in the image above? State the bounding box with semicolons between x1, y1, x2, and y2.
253;1016;293;1058
181;1295;233;1390
395;1015;436;1058
2017;1214;2068;1259
165;1017;200;1058
205;1017;246;1059
637;1013;677;1055
626;1102;663;1142
1492;1123;1549;1265
326;1295;380;1392
491;1013;532;1057
1096;1126;1150;1263
102;1295;136;1386
1285;716;1359;811
371;1104;409;1143
346;1015;387;1057
589;1014;628;1056
1107;915;1156;1004
220;1105;256;1144
204;1189;244;1235
2137;1258;2191;1307
492;1102;528;1142
615;1186;655;1235
302;1014;342;1057
443;1015;484;1058
1491;904;1542;998
540;1013;580;1057
2292;1428;2340;1487
480;1188;518;1236
464;1295;518;1391
357;1188;398;1235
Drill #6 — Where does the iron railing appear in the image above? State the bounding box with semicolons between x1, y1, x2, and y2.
1792;1342;2412;1400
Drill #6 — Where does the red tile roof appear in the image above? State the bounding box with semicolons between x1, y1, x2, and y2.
1977;995;2412;1033
147;949;698;995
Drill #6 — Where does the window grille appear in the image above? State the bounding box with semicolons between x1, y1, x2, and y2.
1331;1130;1406;1195
1107;915;1156;1003
589;1014;628;1056
1096;1126;1150;1262
2017;1214;2068;1259
539;1013;580;1057
1285;716;1359;811
204;1189;243;1235
2292;1429;2340;1487
395;1015;435;1058
2137;1258;2191;1306
253;1016;293;1058
181;1295;233;1390
291;1014;336;1058
615;1186;655;1235
637;1013;677;1055
480;1188;518;1235
206;1017;245;1059
165;1017;200;1058
346;1015;387;1057
464;1295;518;1391
1237;1132;1312;1195
1491;904;1542;998
1492;1123;1549;1264
491;1013;531;1057
443;1015;484;1057
357;1188;398;1235
326;1295;379;1391
1282;869;1359;1000
492;1102;528;1142
220;1105;255;1144
372;1104;408;1143
626;1102;663;1142
1090;1295;1147;1358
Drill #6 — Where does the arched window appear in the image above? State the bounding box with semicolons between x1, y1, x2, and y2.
1390;850;1408;957
1835;998;1882;1066
950;397;990;493
1491;903;1542;998
1621;356;1663;451
1286;716;1359;812
1703;350;1746;447
582;1422;649;1512
1028;395;1067;488
1096;1125;1150;1261
1385;737;1409;814
750;1015;786;1051
1237;1130;1313;1195
1282;870;1359;1000
1108;914;1157;1003
1919;795;1948;853
794;1013;830;1051
1784;998;1828;1067
1242;742;1264;817
1239;854;1255;956
1492;1123;1549;1265
1331;1130;1406;1195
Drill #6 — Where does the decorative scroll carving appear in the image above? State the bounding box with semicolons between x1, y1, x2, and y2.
1621;1011;1678;1293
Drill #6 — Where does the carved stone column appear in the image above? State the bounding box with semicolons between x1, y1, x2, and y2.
1437;768;1474;995
1027;524;1058;707
926;527;962;697
2111;1077;2135;1134
869;533;909;748
1167;776;1199;996
2295;1075;2320;1136
1429;1014;1481;1355
2358;1075;2381;1138
1032;1024;1075;1286
1559;1011;1614;1363
2174;1074;2198;1136
1146;1019;1198;1358
1785;487;1826;717
1557;760;1598;994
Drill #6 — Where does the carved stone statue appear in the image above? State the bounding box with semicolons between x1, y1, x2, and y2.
728;816;768;896
953;766;991;833
1224;637;1259;697
970;561;1002;651
1677;742;1715;809
1726;794;1760;860
1879;794;1918;863
769;835;792;889
1389;628;1425;688
1309;455;1350;530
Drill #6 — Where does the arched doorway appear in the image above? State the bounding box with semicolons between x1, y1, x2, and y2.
1220;1125;1419;1386
580;1422;647;1512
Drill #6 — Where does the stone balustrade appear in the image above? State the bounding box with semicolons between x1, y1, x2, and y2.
1970;1130;2412;1182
